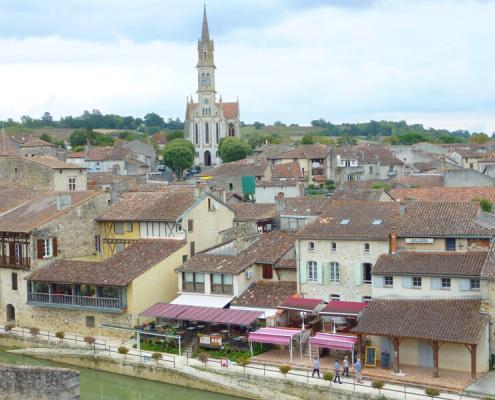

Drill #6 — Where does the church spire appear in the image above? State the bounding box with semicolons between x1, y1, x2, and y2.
201;4;210;42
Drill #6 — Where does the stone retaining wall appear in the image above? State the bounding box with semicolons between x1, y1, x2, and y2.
0;363;79;400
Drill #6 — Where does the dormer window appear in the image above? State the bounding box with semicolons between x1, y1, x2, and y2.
372;219;382;225
340;219;350;225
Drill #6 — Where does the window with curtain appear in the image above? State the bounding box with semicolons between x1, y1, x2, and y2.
308;261;318;282
329;262;340;282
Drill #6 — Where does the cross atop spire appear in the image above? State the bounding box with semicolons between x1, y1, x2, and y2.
201;4;210;42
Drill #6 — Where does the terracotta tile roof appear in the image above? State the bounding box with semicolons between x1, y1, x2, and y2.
272;161;303;178
392;175;444;188
331;189;387;201
452;148;483;158
357;145;404;165
67;151;87;158
373;251;488;278
396;202;492;238
281;197;331;216
0;185;45;214
354;299;487;344
257;178;299;187
87;172;141;186
274;258;296;269
28;156;84;169
297;201;400;240
412;162;439;172
28;239;186;286
389;187;495;204
232;203;278;222
0;132;18;156
177;231;297;274
198;158;269;178
21;138;56;147
230;281;297;309
96;188;196;222
480;243;495;280
0;191;101;233
217;102;239;119
86;147;130;161
270;144;330;160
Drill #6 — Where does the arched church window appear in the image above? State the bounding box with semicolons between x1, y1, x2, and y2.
205;123;209;144
228;123;235;137
201;73;206;84
195;123;199;144
206;73;210;85
203;51;207;60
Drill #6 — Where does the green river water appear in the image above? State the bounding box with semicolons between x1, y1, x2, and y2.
0;347;241;400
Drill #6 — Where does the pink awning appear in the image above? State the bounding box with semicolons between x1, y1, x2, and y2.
140;303;261;326
309;333;357;351
248;327;302;345
320;301;367;316
278;296;323;312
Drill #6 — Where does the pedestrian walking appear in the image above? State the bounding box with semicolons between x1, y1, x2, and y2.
333;359;342;384
354;359;363;383
343;356;349;377
312;357;320;378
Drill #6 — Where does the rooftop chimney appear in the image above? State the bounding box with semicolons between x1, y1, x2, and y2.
390;227;397;255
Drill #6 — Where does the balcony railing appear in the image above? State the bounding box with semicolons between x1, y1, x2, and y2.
211;284;233;295
0;256;30;269
311;168;324;176
182;282;205;293
27;292;123;312
344;166;364;175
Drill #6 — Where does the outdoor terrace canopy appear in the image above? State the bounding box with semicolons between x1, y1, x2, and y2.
248;327;304;361
140;303;262;326
277;296;324;313
319;301;367;317
309;333;357;363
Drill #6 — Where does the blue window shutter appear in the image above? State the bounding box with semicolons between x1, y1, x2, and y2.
354;263;362;286
402;276;412;289
317;263;323;285
459;278;470;291
431;277;441;290
299;259;307;284
374;276;384;288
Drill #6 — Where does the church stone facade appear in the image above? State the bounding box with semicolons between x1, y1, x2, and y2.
184;6;241;167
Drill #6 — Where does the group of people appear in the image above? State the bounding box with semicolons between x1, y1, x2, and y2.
311;355;363;384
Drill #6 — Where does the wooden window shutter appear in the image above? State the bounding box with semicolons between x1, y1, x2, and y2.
52;237;58;257
188;219;193;232
190;241;195;257
37;239;45;259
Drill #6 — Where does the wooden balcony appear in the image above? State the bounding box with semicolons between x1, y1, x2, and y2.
0;255;30;269
27;292;124;312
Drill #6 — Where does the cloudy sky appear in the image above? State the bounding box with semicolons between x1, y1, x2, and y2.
0;0;494;132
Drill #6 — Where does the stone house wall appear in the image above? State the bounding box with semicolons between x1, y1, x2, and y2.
0;157;53;190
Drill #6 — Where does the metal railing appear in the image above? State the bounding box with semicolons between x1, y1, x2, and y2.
27;292;122;310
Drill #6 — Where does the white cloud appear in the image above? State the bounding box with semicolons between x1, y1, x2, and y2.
0;0;494;132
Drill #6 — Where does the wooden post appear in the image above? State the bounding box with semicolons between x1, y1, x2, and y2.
470;344;477;381
392;337;400;373
357;334;365;363
431;341;439;378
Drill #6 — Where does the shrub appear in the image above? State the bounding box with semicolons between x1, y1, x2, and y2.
29;327;40;337
474;198;493;213
236;355;251;373
425;388;440;398
323;371;334;382
279;365;291;379
198;351;209;365
84;336;96;346
372;380;385;395
152;352;162;364
55;331;65;341
375;396;389;400
118;346;129;359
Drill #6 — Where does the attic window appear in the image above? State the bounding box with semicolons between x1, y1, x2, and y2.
372;219;382;225
340;219;350;225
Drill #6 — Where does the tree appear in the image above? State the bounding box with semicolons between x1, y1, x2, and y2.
166;130;184;141
162;139;194;180
301;135;314;145
41;112;53;124
144;113;165;128
469;133;490;144
219;137;251;163
40;133;53;143
253;121;265;130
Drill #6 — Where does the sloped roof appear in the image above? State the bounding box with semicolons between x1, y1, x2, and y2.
480;243;495;280
281;197;331;216
86;147;130;161
177;231;297;274
218;102;239;119
354;299;487;344
232;203;278;222
28;239;186;286
297;201;400;240
0;185;45;214
21;138;56;147
0;132;18;156
270;144;329;160
198;158;269;178
230;281;297;309
373;251;488;278
0;191;101;233
96;188;196;222
28;156;84;169
331;189;387;202
389;187;495;204
393;175;444;188
272;161;303;178
396;201;492;238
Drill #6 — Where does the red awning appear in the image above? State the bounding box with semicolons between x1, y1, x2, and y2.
309;333;357;351
140;303;262;326
320;301;367;316
278;296;323;312
248;327;303;345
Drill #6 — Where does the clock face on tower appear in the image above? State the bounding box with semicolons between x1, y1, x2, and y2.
203;98;209;104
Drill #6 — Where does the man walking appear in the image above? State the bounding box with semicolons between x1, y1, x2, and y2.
343;356;349;377
354;358;363;383
312;357;320;378
333;359;342;384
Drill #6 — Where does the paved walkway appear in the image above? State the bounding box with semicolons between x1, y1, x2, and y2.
465;371;495;397
1;326;485;400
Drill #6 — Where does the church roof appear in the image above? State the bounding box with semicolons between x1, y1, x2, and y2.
201;5;210;42
186;101;239;120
